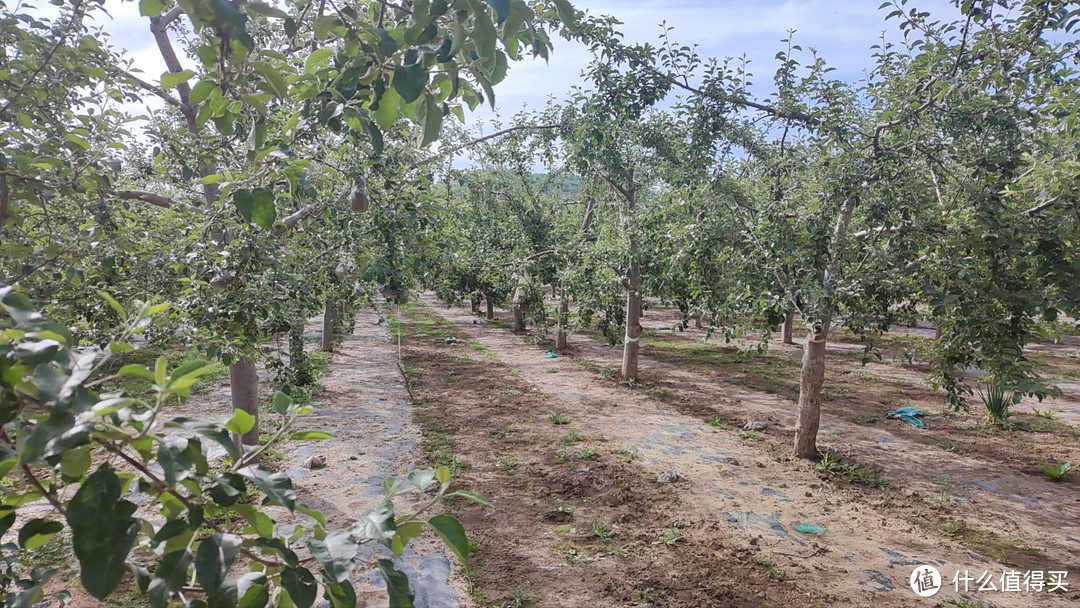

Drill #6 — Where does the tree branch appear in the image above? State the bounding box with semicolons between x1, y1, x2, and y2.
411;124;561;169
852;225;902;240
149;12;193;110
117;68;183;108
0;173;8;231
115;190;208;215
274;204;317;235
1025;196;1060;216
597;169;632;203
0;3;84;119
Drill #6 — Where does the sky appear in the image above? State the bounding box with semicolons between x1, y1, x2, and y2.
86;0;965;128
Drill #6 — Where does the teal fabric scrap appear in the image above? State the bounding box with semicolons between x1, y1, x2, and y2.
887;406;927;428
795;523;825;534
546;349;559;359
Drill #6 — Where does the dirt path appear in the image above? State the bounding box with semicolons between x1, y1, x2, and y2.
422;294;1078;608
273;307;468;608
635;312;1080;577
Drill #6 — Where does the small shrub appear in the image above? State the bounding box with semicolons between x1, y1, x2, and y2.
653;526;684;546
592;522;615;542
979;379;1017;425
576;448;597;460
1032;408;1056;419
549;413;569;425
1038;461;1075;482
561;432;585;443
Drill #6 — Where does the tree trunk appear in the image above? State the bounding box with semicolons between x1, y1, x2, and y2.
621;263;643;380
485;294;494;319
693;314;703;329
556;287;569;351
551;284;557;298
512;306;524;333
793;322;829;459
782;308;795;344
229;358;260;451
934;325;942;341
321;298;335;352
470;295;479;314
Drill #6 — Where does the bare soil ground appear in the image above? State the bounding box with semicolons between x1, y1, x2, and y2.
22;296;1080;608
413;293;1080;608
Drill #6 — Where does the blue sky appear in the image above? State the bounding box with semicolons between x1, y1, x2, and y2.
91;1;964;126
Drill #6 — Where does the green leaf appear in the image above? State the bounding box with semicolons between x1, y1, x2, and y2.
271;390;292;416
60;447;91;480
435;465;450;486
552;0;578;32
252;61;289;98
417;93;443;147
190;79;217;105
406;471;436;490
237;465;295;510
224;409;256;436
161;70;196;90
296;504;325;526
64;133;90;151
351;503;397;548
107;341;133;354
157;436;192;487
251;188;277;230
305;48;334;72
389;521;423;556
427;514;470;568
117;364;155;381
233;189;254;223
170;360;211;383
19;518;63;550
154;356;167;386
0;508;17;539
232;504;274;538
281;567;317;608
195;534;227;594
376;559;415;608
308;530;357;584
68;467;139;599
392;64;428;103
288;430;336;441
373;88;402;130
485;0;510;24
139;0;165;17
471;5;496;61
312;15;339;40
245;2;288;19
449;489;491;505
168;418;238;458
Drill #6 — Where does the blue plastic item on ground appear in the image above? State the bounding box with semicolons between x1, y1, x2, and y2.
887;406;927;428
546;349;559;359
795;523;825;534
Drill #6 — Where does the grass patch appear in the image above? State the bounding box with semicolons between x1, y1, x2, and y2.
815;449;889;488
